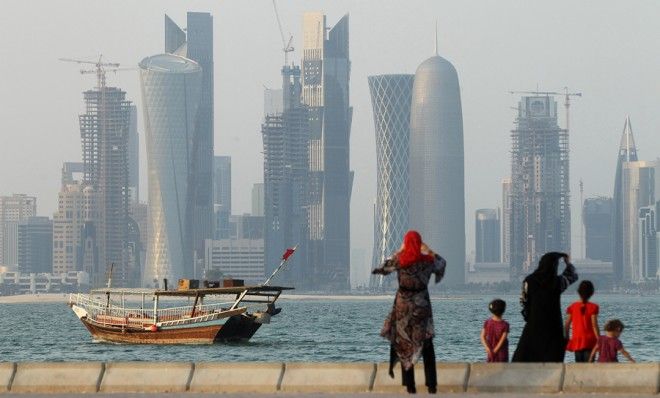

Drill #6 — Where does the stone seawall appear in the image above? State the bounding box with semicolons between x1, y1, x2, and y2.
0;362;658;394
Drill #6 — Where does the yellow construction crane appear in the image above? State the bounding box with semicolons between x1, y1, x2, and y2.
272;0;294;66
509;88;582;132
58;55;122;89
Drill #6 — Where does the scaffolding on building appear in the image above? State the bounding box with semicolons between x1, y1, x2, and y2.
509;94;572;275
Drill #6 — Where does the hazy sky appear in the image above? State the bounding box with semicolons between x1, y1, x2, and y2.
2;1;660;284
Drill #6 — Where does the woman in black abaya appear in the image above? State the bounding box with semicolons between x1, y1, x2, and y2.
512;252;578;362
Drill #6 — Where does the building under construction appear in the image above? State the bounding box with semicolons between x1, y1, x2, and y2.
262;65;310;287
509;95;571;275
79;86;133;287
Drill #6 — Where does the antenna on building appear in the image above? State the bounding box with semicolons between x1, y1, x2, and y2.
434;20;438;55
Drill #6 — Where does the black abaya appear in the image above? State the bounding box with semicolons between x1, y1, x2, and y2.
512;252;578;362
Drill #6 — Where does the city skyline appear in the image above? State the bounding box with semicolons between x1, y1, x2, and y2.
3;1;660;286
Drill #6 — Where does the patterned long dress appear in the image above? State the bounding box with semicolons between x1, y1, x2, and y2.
373;254;447;370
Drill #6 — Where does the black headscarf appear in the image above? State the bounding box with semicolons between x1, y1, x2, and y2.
528;252;567;288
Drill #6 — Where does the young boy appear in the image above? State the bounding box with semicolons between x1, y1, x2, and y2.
589;319;635;363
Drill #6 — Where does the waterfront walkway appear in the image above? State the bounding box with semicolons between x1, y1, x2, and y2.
1;362;658;395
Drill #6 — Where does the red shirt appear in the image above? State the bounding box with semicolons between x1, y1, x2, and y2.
566;301;599;351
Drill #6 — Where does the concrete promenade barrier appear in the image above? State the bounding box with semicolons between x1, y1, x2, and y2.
0;361;658;394
563;363;660;394
10;362;103;393
468;362;563;393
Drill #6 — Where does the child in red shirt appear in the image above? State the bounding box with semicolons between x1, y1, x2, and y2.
480;299;510;362
590;319;635;363
565;280;600;362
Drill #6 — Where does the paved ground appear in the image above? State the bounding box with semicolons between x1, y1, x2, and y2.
2;394;657;397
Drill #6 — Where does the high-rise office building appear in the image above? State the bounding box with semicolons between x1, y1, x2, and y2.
165;13;215;266
52;183;99;277
501;178;512;265
509;95;570;275
213;156;231;239
18;216;53;274
621;160;655;282
612;117;638;283
79;85;132;287
139;53;202;287
583;196;613;262
475;209;501;263
367;74;414;289
128;105;140;204
263;65;310;286
409;53;465;285
0;194;37;267
637;205;658;281
251;183;265;217
301;12;353;290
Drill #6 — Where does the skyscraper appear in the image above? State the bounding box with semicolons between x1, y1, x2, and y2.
612;117;638;283
79;85;132;287
409;53;465;285
0;194;37;267
509;95;570;275
367;74;414;289
139;53;202;287
52;183;99;276
262;65;310;286
165;12;214;271
213;156;231;239
637;205;658;281
621;160;655;282
301;12;353;290
128;105;140;205
501;178;512;265
475;209;501;263
18;216;53;274
583;196;613;262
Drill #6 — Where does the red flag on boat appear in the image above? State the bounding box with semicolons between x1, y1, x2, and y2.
282;247;296;260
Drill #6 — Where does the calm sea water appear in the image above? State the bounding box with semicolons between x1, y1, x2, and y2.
0;295;657;362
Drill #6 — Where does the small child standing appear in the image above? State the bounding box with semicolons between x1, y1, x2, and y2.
565;280;600;362
589;319;635;363
480;299;510;362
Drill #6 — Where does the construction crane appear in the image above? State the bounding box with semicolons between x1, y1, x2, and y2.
509;88;582;133
272;0;294;65
59;55;122;89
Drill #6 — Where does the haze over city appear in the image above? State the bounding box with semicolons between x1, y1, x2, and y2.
1;0;660;287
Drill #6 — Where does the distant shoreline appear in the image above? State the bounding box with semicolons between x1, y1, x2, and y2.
0;291;655;305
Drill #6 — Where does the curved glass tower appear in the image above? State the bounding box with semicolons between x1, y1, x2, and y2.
368;74;413;289
409;55;465;285
139;54;202;287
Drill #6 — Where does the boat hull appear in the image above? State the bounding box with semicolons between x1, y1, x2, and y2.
79;314;262;345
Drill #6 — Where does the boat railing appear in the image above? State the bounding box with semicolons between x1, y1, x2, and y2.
69;293;237;325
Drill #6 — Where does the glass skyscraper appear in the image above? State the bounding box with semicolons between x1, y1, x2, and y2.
367;74;413;289
165;12;215;272
612;117;638;283
409;54;465;285
139;53;202;287
302;12;353;290
475;209;501;263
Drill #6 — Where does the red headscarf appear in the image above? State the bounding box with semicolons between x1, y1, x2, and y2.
397;230;434;267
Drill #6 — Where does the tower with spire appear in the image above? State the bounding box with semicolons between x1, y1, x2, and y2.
612;116;638;283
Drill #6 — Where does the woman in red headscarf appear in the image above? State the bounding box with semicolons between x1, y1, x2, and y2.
372;230;447;394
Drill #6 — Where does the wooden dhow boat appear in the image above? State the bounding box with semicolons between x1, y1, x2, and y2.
68;248;296;344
